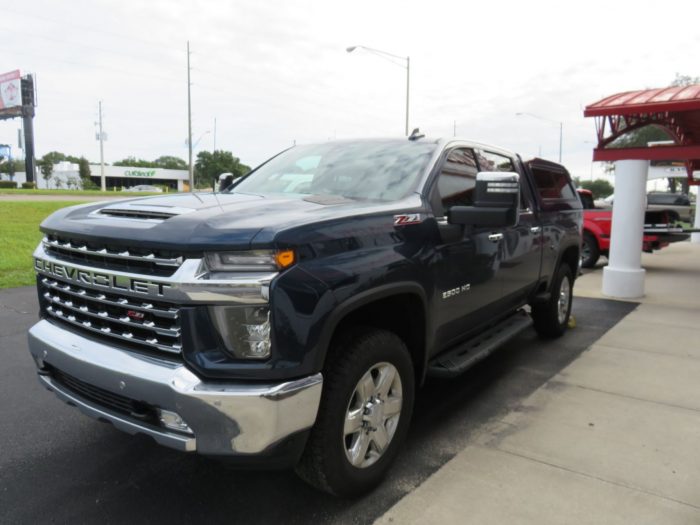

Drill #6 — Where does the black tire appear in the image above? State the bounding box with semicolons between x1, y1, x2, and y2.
532;264;573;338
581;232;600;268
295;327;415;497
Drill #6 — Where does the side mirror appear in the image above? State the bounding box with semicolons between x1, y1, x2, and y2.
218;172;234;191
447;172;520;227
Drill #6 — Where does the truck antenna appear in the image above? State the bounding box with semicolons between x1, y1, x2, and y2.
408;128;425;141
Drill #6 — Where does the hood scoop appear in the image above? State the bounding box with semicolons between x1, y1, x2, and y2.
93;203;197;221
302;194;355;205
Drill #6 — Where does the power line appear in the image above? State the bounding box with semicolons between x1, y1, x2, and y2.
2;7;176;51
0;47;181;84
0;26;176;66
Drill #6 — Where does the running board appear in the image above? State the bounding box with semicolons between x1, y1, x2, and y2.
427;310;533;378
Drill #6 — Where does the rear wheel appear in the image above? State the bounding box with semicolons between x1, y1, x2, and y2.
532;264;573;338
296;327;414;497
581;232;600;268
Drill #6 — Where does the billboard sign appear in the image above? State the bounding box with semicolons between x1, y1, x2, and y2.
0;70;21;110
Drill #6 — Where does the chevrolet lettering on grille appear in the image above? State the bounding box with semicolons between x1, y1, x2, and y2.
34;258;172;296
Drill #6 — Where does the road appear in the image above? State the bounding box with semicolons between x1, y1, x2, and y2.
0;286;635;524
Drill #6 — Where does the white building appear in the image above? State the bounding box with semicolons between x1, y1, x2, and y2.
88;164;189;191
1;162;189;191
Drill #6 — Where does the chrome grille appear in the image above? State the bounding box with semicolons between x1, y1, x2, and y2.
39;276;182;355
43;235;183;276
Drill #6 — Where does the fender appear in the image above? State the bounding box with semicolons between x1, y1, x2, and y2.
552;239;581;285
583;223;607;251
314;281;432;380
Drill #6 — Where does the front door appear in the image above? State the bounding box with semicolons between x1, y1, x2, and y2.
430;147;504;350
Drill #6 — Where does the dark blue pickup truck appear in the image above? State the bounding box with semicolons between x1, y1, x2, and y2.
28;136;582;496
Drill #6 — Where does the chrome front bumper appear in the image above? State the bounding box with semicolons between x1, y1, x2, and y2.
28;320;323;456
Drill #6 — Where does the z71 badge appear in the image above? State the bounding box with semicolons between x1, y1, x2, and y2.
393;213;423;226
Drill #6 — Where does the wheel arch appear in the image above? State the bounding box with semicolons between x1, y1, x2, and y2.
557;243;580;279
316;283;431;385
583;225;602;244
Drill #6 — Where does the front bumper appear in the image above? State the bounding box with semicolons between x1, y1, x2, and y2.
28;320;322;459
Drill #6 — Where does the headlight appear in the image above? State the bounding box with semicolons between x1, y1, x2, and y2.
209;305;272;359
204;249;295;272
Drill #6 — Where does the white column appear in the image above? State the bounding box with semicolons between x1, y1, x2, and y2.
692;185;700;244
602;159;648;299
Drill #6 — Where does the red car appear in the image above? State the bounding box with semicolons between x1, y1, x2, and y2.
577;189;682;268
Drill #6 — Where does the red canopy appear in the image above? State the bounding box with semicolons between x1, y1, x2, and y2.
584;84;700;183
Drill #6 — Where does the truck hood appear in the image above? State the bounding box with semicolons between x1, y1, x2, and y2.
40;192;420;251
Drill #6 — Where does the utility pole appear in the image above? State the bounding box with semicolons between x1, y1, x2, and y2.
98;101;105;191
453;120;456;137
558;121;563;164
187;41;194;192
20;74;36;184
213;117;217;151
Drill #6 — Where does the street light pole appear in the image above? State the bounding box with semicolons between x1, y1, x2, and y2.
405;56;410;137
98;101;105;191
516;112;563;163
558;121;563;164
347;45;410;136
186;41;193;192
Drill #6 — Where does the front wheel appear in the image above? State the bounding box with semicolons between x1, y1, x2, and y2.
295;327;415;497
531;264;573;338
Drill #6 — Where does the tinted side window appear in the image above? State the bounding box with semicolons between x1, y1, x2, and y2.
478;150;530;209
437;148;478;209
531;166;576;200
578;191;594;209
477;150;515;172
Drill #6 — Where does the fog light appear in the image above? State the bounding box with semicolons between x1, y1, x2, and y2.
158;409;193;434
209;306;272;359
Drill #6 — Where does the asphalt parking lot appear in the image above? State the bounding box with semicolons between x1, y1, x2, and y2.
0;286;635;524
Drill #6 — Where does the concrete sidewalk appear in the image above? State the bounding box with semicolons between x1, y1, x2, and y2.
376;243;700;524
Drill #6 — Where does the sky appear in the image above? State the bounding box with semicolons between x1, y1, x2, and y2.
1;0;699;181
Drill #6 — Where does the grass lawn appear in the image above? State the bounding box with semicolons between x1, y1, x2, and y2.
0;201;83;288
0;189;166;196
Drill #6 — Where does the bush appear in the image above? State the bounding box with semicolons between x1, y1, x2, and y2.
21;182;36;189
81;179;99;190
0;180;17;188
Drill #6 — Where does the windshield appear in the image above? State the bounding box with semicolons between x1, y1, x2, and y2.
229;141;436;201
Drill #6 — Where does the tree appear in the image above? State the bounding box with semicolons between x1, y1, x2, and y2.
114;157;158;168
579;178;614;199
0;158;23;178
154;156;187;170
41;151;68;165
194;150;250;188
66;177;80;190
39;157;54;189
78;157;91;180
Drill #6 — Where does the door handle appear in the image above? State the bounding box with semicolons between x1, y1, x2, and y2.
530;226;542;234
488;233;504;242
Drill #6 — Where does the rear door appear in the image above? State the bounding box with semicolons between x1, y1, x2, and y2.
477;151;542;304
527;159;582;283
